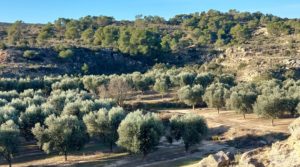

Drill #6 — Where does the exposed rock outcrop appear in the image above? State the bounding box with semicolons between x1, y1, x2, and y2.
198;151;231;167
239;118;300;167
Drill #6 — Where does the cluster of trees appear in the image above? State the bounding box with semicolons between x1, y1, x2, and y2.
3;10;300;57
80;65;300;125
0;78;209;166
0;63;299;166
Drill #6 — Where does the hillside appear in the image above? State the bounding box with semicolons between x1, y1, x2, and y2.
0;10;299;79
218;32;300;81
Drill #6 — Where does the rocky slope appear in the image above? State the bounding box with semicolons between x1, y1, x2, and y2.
219;34;300;81
239;118;300;167
0;47;147;77
0;45;217;77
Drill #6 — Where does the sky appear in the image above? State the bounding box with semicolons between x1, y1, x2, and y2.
1;0;299;23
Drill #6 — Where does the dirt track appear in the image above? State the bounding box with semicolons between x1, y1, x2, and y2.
164;108;294;133
1;107;294;167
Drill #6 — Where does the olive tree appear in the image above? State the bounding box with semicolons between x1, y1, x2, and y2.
98;77;132;106
203;83;229;114
253;93;284;126
227;83;258;119
178;72;196;87
83;107;126;151
153;76;170;99
194;73;215;88
19;105;45;140
169;114;208;151
132;73;153;94
0;120;20;167
254;84;299;125
32;115;88;161
117;110;163;157
177;85;204;110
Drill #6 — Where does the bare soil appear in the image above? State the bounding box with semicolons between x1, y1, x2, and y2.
0;93;295;167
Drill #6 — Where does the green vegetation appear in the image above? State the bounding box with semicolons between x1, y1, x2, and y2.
227;83;258;118
83;107;126;151
169;114;208;151
0;63;297;166
0;9;299;166
23;50;40;59
203;83;229;113
0;120;20;167
0;10;299;64
177;85;204;110
58;49;74;59
32;115;88;161
0;43;6;50
117;110;163;157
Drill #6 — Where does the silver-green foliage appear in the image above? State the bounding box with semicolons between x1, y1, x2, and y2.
19;105;45;139
177;84;204;110
203;83;229;113
83;107;126;151
153;76;170;97
117;110;163;156
169;114;208;151
227;83;258;118
32;115;88;161
0;120;20;167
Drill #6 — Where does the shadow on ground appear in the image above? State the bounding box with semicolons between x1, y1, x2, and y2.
226;132;289;149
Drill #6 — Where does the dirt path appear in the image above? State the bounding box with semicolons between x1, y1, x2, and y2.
163;108;294;133
104;108;295;167
3;107;294;167
103;141;231;167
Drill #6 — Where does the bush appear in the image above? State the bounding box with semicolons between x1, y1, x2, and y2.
23;50;39;59
0;43;7;50
58;49;74;59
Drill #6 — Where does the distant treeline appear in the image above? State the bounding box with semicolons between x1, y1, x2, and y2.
0;10;299;58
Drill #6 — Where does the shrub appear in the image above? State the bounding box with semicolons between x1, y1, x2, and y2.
0;43;7;50
58;49;74;59
23;50;39;59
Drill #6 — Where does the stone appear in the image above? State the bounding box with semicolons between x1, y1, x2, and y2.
239;118;300;167
198;151;230;167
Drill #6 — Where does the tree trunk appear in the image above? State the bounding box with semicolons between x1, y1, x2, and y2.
192;105;195;111
243;114;246;119
64;151;68;161
184;143;189;152
272;119;274;126
110;141;113;152
5;155;12;167
161;94;164;99
217;108;220;114
142;151;147;160
8;158;11;167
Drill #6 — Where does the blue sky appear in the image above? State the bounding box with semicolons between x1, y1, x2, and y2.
1;0;299;23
